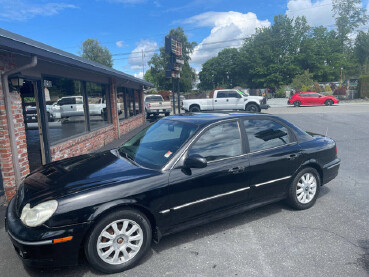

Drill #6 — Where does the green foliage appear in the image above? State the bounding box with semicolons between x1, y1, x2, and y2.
80;39;113;67
332;0;369;51
147;27;197;92
275;86;287;98
355;30;369;74
359;75;369;98
290;70;314;92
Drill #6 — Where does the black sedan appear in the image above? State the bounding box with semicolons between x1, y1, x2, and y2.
5;113;340;273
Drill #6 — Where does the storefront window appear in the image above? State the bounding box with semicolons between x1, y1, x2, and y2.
86;82;111;130
117;87;127;121
117;87;141;121
45;77;87;144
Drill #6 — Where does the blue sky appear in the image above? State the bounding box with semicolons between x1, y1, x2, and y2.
1;0;368;78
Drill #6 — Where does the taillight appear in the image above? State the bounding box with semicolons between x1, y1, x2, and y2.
148;103;151;108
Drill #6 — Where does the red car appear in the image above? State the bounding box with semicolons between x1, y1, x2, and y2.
288;92;339;107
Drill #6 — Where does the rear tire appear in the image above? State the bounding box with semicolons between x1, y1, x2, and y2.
293;101;301;107
85;209;152;274
287;167;321;210
189;105;200;112
325;99;333;106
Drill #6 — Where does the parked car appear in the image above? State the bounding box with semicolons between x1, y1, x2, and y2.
144;94;172;118
288;92;339;107
182;89;269;113
25;105;54;123
5;113;340;273
48;96;106;119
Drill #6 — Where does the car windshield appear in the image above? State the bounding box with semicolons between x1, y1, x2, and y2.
145;96;163;102
118;119;198;170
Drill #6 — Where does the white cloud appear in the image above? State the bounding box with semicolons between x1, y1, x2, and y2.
134;72;144;79
128;40;158;73
115;40;125;48
286;0;335;27
0;0;76;21
184;11;270;67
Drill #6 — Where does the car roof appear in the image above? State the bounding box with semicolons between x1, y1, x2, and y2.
164;112;274;127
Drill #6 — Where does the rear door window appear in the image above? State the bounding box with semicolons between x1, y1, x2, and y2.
244;119;290;152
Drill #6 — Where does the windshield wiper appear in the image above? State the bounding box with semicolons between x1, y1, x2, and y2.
118;148;139;166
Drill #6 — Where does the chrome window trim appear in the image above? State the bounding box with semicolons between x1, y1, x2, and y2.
248;142;298;155
8;231;52;246
159;175;292;214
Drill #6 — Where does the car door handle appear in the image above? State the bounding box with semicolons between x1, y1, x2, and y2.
289;153;300;160
226;99;229;102
228;166;245;173
215;100;217;102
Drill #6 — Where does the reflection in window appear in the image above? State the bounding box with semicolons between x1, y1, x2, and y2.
244;119;290;152
117;87;142;121
188;121;242;161
86;82;111;130
45;77;87;144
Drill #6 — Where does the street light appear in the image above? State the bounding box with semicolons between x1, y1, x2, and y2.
340;67;343;86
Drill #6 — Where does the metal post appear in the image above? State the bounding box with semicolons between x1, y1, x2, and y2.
177;78;180;114
172;78;176;114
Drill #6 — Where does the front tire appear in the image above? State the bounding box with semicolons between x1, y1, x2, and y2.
85;209;152;274
293;101;301;107
245;103;260;112
287;167;321;210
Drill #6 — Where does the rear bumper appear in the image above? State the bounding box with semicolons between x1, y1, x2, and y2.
146;108;172;114
322;158;341;185
5;197;91;268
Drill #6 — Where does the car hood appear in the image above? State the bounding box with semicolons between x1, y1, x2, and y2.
16;150;159;211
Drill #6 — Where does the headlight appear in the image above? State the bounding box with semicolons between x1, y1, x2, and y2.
20;200;58;227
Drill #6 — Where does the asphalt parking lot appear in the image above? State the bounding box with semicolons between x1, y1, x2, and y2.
0;103;368;277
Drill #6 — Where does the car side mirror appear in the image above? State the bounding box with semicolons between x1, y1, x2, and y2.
184;154;207;169
318;95;322;97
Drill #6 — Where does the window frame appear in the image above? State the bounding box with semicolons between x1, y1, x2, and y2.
185;119;246;164
241;116;297;154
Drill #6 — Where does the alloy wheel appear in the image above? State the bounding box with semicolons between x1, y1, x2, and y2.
296;173;317;204
97;219;143;265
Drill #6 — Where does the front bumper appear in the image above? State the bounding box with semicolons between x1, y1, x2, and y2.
5;197;91;268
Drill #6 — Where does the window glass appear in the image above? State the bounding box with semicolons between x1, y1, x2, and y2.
128;89;135;117
45;77;87;144
86;82;111;130
188;121;242;161
310;93;319;97
217;91;227;98
228;91;241;98
119;120;198;169
244;119;290;152
117;87;128;121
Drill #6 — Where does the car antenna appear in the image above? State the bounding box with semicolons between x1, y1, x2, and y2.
324;127;328;141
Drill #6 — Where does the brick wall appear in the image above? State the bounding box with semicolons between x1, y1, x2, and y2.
0;54;146;201
0;53;30;201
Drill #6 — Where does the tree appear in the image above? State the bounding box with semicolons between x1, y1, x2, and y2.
332;0;369;51
80;39;113;67
290;70;314;92
355;30;369;73
147;27;197;92
198;48;244;90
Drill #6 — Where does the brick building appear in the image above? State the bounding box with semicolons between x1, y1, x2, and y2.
0;28;152;202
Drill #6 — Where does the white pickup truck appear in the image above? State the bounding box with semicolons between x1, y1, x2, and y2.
182;89;269;113
144;94;172;118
